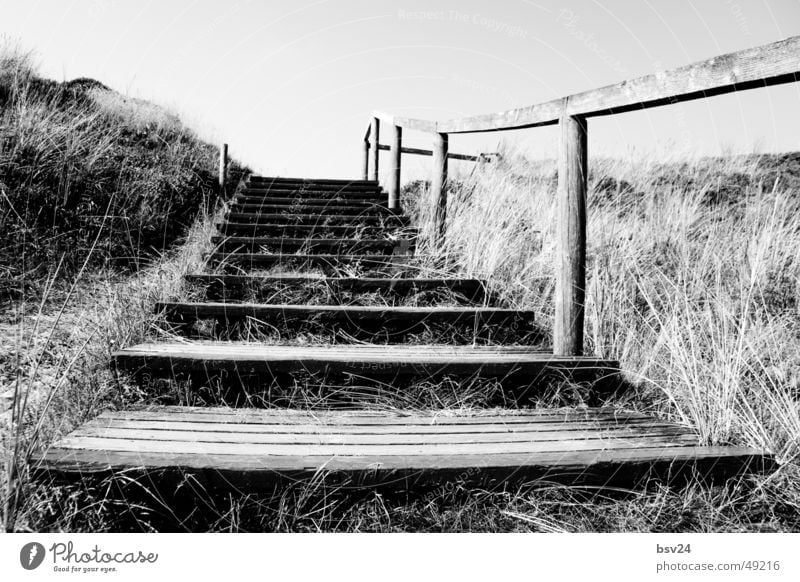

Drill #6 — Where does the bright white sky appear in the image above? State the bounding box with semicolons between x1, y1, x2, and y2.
2;0;799;181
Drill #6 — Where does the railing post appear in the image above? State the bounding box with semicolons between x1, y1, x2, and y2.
387;124;402;210
554;114;587;356
369;117;380;182
218;142;228;195
431;132;448;241
361;139;370;180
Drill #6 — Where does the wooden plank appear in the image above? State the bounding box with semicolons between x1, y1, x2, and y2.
112;341;619;380
235;195;386;204
435;35;800;133
235;196;385;205
237;188;386;204
376;144;481;162
32;406;773;488
215;223;413;237
87;406;654;425
34;446;772;490
156;302;535;329
372;109;437;133
229;203;393;215
242;185;383;193
209;237;401;253
248;176;379;186
183;275;486;297
209;253;420;271
224;213;409;225
554;114;587;356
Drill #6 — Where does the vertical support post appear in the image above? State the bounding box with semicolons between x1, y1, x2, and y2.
554;114;588;356
369;117;380;182
361;139;370;180
387;124;402;211
218;143;228;195
431;132;449;241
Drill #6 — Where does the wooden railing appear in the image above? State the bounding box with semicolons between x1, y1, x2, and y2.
362;35;800;356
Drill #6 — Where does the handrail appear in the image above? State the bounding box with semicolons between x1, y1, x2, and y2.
373;35;800;134
375;143;497;162
360;35;800;356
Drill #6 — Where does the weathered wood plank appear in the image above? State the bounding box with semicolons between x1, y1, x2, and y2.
32;406;773;489
210;236;401;253
224;213;409;225
436;35;800;133
183;274;486;298
112;341;619;382
554;114;588;356
156;302;535;330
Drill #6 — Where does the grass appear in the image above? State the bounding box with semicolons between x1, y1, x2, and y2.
2;41;799;531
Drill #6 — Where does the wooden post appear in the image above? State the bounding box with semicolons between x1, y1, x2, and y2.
431;132;448;240
361;139;370;180
218;143;228;194
387;124;402;210
369;117;380;182
554;114;587;356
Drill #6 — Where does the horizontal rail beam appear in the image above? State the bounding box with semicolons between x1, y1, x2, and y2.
375;143;493;162
373;35;800;134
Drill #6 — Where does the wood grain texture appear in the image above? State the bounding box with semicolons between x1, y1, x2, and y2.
32;406;774;489
224;213;409;225
428;35;800;133
554;114;587;356
209;236;402;253
112;341;618;381
183;275;487;299
156;301;535;328
215;222;414;237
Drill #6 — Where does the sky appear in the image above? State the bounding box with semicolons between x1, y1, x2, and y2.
2;0;800;181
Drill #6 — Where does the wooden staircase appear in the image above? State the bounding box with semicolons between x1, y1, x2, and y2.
33;176;774;496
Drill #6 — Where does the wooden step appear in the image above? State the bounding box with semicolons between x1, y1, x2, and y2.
157;302;534;336
244;183;383;193
236;195;386;205
184;275;488;300
113;342;618;383
248;176;379;187
210;237;406;254
230;203;393;215
216;222;415;237
34;406;774;490
239;190;385;200
209;253;420;272
225;213;409;226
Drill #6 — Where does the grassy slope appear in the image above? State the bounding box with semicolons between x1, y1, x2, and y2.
2;44;798;532
0;46;241;530
16;149;799;534
0;46;243;299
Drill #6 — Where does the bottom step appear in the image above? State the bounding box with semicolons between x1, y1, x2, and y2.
34;406;773;491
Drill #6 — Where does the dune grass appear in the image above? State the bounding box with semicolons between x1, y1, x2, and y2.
2;40;799;532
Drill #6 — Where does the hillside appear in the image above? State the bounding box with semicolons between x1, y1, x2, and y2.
0;45;242;299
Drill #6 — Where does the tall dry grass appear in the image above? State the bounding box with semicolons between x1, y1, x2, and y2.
0;40;231;299
409;147;800;463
